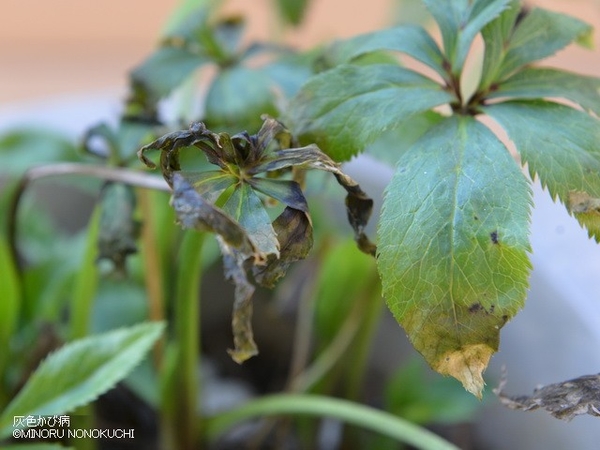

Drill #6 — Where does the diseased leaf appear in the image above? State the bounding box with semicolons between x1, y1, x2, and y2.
248;178;308;212
495;372;600;421
253;207;313;288
179;170;237;203
0;322;164;438
377;116;532;397
485;100;600;241
97;182;139;274
219;237;258;364
495;8;592;81
252;144;376;255
486;68;600;116
130;47;208;98
423;0;510;73
324;25;446;77
286;64;454;161
171;174;256;256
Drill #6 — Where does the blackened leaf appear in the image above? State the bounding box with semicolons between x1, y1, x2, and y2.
222;183;280;260
171;174;255;256
495;372;600;421
219;237;258;364
286;64;453;161
247;178;308;212
252;144;376;255
255;116;292;161
97;182;139;274
253;207;313;288
130;47;208;98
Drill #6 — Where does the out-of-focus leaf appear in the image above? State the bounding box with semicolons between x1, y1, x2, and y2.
213;16;246;55
171;174;256;256
324;25;446;77
385;358;482;425
252;207;313;288
275;0;311;26
422;0;510;73
0;322;165;439
97;182;139;275
495;372;600;421
0;129;77;176
161;0;211;40
486;68;600;116
286;64;453;161
479;0;521;90
262;51;316;97
130;47;208;98
494;7;592;82
205;67;277;131
485;100;600;241
0;234;20;380
377;116;532;398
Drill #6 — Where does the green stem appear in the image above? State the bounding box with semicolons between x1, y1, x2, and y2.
205;394;459;450
163;230;205;450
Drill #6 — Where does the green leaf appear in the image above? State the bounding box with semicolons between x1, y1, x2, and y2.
423;0;510;73
287;64;453;161
0;235;20;381
495;7;592;81
205;67;277;131
180;170;237;203
275;0;311;26
479;0;521;90
0;322;164;438
325;25;446;77
130;47;208;97
485;100;600;241
161;0;211;40
486;68;600;116
377;116;532;397
222;183;279;258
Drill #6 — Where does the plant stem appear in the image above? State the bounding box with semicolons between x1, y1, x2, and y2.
163;230;205;450
205;394;459;450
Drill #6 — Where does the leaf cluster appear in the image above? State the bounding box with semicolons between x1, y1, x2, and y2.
285;0;600;396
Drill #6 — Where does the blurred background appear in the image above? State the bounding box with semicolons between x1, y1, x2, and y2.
3;0;600;104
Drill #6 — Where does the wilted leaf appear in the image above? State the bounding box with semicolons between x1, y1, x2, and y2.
0;322;164;438
219;238;258;363
485;100;600;241
286;64;454;161
377;116;531;397
171;174;256;256
495;372;600;421
253;144;376;255
97;182;139;274
486;68;600;116
253;207;313;288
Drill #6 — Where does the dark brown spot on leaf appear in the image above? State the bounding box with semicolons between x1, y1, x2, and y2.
490;231;499;244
